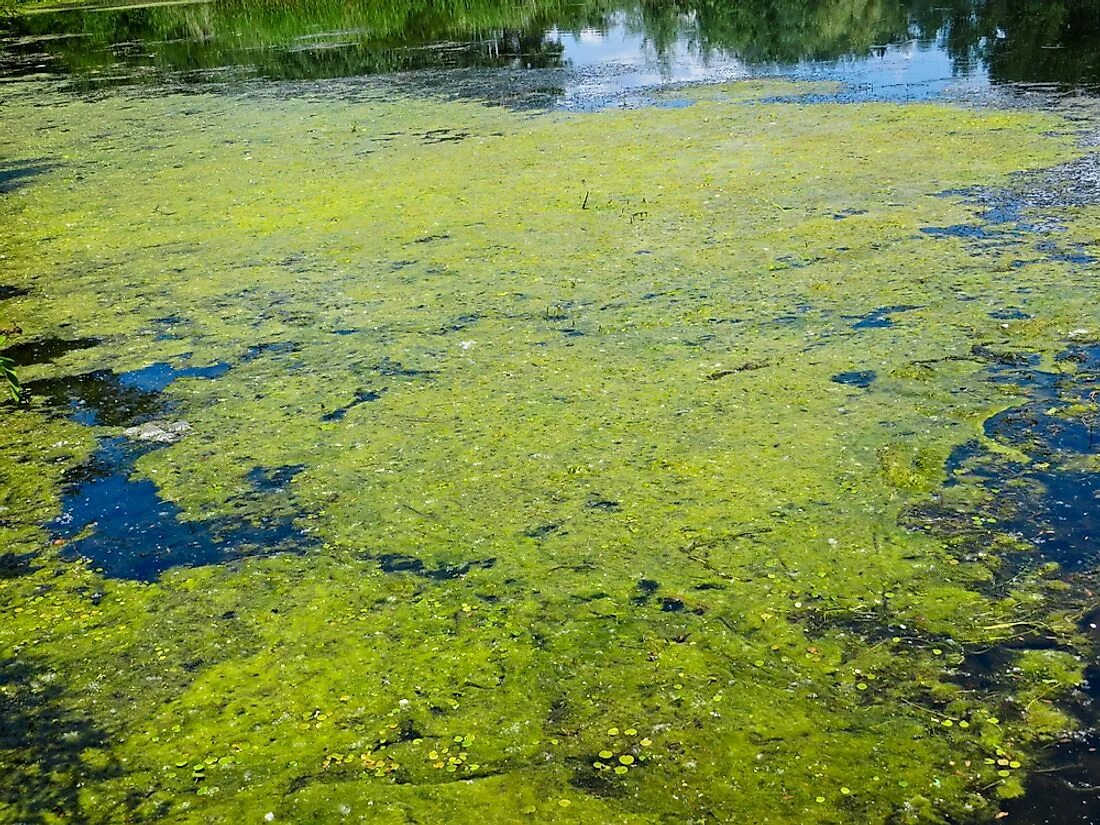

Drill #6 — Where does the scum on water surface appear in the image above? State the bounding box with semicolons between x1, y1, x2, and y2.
1;75;1100;823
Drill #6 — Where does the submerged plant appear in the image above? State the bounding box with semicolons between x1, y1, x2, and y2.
0;333;20;402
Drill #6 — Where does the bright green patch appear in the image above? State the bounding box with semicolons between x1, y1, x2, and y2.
0;78;1098;824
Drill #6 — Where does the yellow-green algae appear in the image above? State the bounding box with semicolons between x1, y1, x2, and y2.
1;79;1100;823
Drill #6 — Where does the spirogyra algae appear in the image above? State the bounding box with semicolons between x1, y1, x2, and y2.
1;78;1100;823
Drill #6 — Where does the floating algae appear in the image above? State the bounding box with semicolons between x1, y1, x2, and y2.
0;76;1100;824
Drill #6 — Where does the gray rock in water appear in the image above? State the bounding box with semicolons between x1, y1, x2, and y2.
122;420;192;444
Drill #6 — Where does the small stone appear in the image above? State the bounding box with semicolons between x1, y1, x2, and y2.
123;420;192;444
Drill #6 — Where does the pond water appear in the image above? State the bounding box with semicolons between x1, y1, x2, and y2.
2;1;1100;824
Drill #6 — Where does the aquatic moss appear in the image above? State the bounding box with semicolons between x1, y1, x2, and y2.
1;78;1099;823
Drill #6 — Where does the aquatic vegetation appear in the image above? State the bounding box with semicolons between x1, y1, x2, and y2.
1;74;1099;824
0;335;20;401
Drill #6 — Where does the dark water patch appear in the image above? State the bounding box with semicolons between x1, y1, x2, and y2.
1003;732;1100;824
1059;343;1100;366
0;551;39;579
997;659;1100;823
248;464;304;492
797;604;906;645
51;437;311;581
850;305;919;330
908;338;1099;576
322;388;384;422
568;757;625;798
372;552;495;580
376;553;426;574
987;402;1097;457
971;344;1038;368
630;577;660;606
24;353;297;580
989;308;1031;320
0;336;99;368
0;286;29;301
151;314;185;341
831;370;876;388
950;637;1068;694
1036;240;1098;266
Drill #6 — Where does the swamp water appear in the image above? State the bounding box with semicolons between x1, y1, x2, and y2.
2;1;1100;823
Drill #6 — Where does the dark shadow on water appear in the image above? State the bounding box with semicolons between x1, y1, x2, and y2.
247;464;304;492
850;305;919;330
370;552;496;580
0;657;122;824
0;551;39;579
0;336;99;368
0;286;29;301
23;369;163;427
22;360;228;427
321;388;384;422
0;160;54;195
831;370;876;388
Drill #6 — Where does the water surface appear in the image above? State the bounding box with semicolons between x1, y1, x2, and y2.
1;1;1100;824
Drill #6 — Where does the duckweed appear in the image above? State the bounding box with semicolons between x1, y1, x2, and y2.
0;75;1098;825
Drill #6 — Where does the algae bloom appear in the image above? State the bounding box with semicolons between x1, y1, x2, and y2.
1;1;1100;823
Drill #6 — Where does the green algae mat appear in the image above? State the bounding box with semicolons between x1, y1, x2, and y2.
2;76;1100;823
